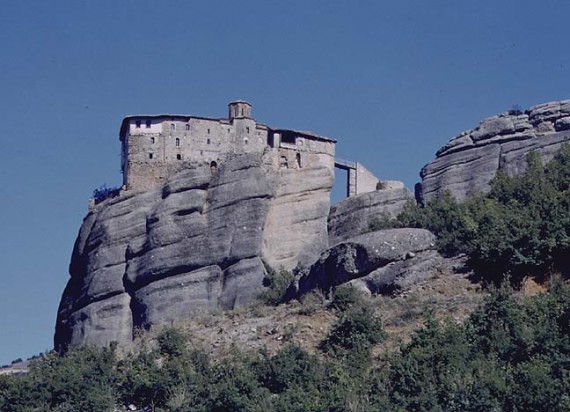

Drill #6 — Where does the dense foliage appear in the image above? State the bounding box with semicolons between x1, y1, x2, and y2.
3;283;570;411
371;144;570;283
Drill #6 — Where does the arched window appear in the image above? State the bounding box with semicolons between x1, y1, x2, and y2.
244;137;248;145
210;161;218;174
150;137;155;144
171;123;175;130
176;154;182;160
175;138;180;147
296;153;302;168
280;156;288;169
207;138;211;145
185;124;190;131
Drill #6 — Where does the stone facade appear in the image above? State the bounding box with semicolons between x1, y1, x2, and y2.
119;101;336;191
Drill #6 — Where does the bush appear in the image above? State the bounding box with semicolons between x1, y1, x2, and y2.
298;290;326;315
329;284;366;312
255;346;322;394
320;305;384;362
259;268;294;305
92;184;120;204
157;327;187;357
390;145;570;284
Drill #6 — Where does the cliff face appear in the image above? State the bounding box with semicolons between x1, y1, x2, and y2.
55;152;333;351
419;100;570;202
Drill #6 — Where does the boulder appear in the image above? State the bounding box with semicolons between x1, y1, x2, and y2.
328;187;414;244
349;250;445;295
419;100;570;202
293;228;438;297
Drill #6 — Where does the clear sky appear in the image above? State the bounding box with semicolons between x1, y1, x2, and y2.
1;0;569;364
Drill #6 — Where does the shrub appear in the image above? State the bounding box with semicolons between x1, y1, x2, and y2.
256;346;322;394
298;290;325;315
157;327;187;357
508;104;524;116
320;305;384;362
391;145;570;284
259;268;294;305
329;284;366;312
92;184;120;204
368;213;399;232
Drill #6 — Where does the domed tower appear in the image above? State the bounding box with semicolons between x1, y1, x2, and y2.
228;100;252;119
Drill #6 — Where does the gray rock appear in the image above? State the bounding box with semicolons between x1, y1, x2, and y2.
470;115;517;142
327;188;414;244
293;228;436;296
555;117;570;131
56;293;133;350
132;266;223;328
349;250;445;294
55;152;334;351
419;100;570;202
420;143;501;202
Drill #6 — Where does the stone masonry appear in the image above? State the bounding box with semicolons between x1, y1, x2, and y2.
120;101;336;191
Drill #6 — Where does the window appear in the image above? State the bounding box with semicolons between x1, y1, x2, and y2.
175;138;180;147
146;119;151;128
210;161;218;174
135;120;141;128
185;124;190;131
246;127;250;133
296;153;302;168
244;137;248;145
281;134;296;144
207;138;211;145
149;153;154;159
176;154;182;160
207;129;210;134
150;137;155;144
171;123;175;130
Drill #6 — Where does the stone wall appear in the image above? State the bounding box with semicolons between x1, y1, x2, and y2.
120;106;336;192
123;115;270;190
355;163;379;195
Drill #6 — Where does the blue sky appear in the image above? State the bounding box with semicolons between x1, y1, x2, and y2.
1;0;569;364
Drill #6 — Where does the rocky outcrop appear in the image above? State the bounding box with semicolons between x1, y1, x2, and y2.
327;187;414;245
55;152;334;351
419;100;570;202
292;228;445;297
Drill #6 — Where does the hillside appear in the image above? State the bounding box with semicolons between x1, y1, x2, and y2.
3;101;570;411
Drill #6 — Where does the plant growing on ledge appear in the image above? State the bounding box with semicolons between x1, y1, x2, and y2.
92;184;120;204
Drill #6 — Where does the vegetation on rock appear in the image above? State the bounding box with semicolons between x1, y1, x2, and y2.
372;144;570;284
